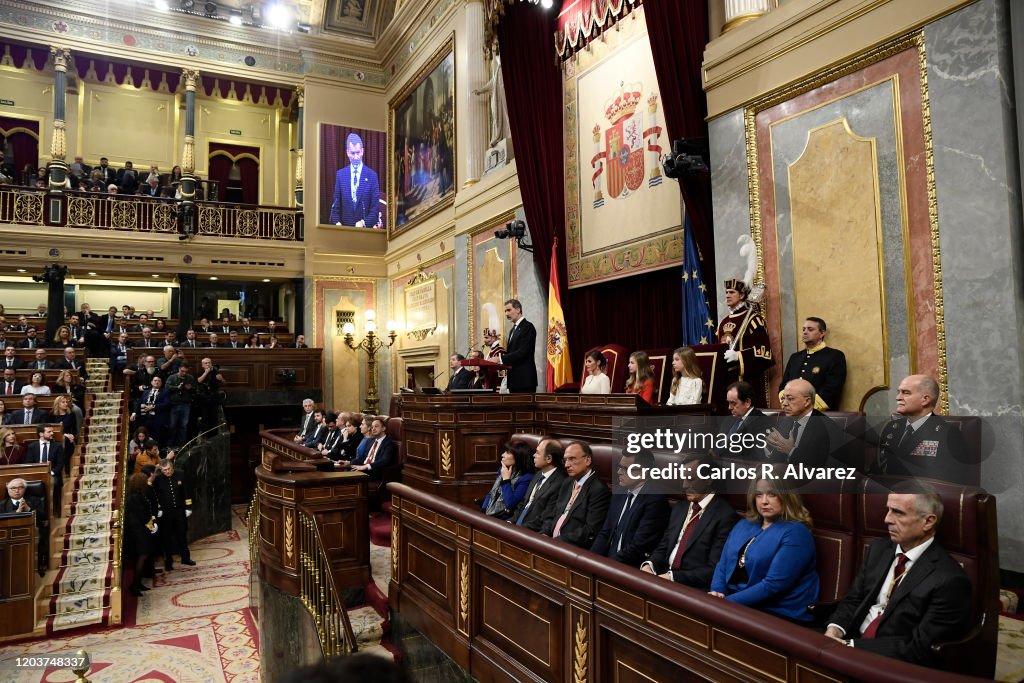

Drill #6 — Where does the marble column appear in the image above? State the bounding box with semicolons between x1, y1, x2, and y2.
722;0;770;32
463;0;487;185
294;85;304;208
46;47;70;198
180;68;200;236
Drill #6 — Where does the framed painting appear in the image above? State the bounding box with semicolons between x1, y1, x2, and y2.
388;35;456;237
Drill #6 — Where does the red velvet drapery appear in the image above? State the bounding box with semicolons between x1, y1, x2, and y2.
497;1;687;361
208;143;260;205
0;116;40;183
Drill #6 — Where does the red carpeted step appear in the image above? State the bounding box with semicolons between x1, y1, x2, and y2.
369;511;391;547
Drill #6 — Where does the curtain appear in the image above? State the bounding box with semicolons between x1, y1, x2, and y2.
643;0;716;314
0;116;39;182
207;142;260;205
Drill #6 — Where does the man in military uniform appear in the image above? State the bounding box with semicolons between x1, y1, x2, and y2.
716;279;773;406
154;458;196;570
872;375;971;484
780;317;847;410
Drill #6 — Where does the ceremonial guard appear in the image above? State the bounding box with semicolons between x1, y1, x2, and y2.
153;458;196;570
779;317;847;410
716;279;773;406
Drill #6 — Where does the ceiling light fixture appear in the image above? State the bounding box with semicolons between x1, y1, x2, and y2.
229;8;243;25
266;2;293;29
262;278;271;282
88;272;97;276
296;21;311;33
154;0;171;10
210;276;219;280
16;268;26;273
152;274;161;278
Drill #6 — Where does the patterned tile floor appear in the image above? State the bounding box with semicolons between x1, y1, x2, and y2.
0;508;260;683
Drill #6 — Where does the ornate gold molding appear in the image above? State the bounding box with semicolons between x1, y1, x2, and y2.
440;432;453;476
182;134;195;174
573;614;588;683
295;84;305;108
391;515;399;577
458;553;469;625
284;507;294;561
50;118;66;161
49;45;70;72
182;68;200;92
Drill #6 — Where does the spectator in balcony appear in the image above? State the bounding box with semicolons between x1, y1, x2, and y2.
709;477;819;623
94;157;115;184
180;329;199;349
21;372;51;396
481;441;535;520
142;175;161;198
107;183;119;194
30;348;53;370
206;333;220;348
145;164;162;185
0;428;25;465
118;160;139;194
17;327;42;349
0;150;13;181
293;334;308;349
69;155;90;181
34;167;47;186
169;165;183;185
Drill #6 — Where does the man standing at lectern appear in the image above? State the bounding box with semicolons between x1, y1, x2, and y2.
330;133;380;228
716;279;773;406
502;299;537;393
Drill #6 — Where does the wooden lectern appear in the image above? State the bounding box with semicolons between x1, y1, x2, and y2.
0;511;36;638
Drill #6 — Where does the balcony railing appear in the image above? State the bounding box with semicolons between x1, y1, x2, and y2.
0;186;301;241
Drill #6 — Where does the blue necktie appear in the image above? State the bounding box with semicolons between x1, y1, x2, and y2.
351;165;360;202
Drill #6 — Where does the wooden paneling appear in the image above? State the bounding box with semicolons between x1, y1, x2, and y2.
0;513;36;638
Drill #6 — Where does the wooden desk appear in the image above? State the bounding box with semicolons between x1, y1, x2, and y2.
254;431;370;596
0;512;36;638
398;393;709;504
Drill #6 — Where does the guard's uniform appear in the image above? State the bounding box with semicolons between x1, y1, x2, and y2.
154;468;193;568
780;343;847;410
717;304;773;406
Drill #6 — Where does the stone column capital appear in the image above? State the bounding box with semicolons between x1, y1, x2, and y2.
295;85;305;107
49;46;71;72
182;68;201;91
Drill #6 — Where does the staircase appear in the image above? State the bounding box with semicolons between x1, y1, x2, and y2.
36;357;125;633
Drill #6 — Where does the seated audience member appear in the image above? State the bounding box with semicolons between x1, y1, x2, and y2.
218;316;232;334
302;410;327;449
142;175;161;198
118;160;139;194
446;353;471;390
580;350;611;395
110;332;132;372
0;427;25;465
294;398;316;442
56;346;88;379
180;329;200;349
134;355;160;394
137;327;159;349
590;448;669;567
870;374;969;484
8;315;28;332
513;439;567;530
720;381;772;459
625;351;656;404
642;456;738;588
465;350;487;389
709;477;819;622
350;417;396;479
481;441;536;520
824;480;971;665
267;320;279;334
317;413;343;458
21;372;51;396
264;335;281;349
29;348;53;370
1;477;48;575
50;394;78;453
226;331;244;349
764;378;841;468
206;333;220;348
27;424;65;497
338;415;375;468
293;334;308;349
107;183;119;194
333;414;364;464
53;369;86;408
0;330;8;349
2;367;24;395
9;393;48;425
198;318;212;333
665;346;703;406
17;327;43;349
53;325;77;348
542;441;611;549
780;317;847;410
153;319;168;334
238;317;253;334
2;346;24;370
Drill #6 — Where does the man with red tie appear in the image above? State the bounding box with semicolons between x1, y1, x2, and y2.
824;480;971;666
541;441;610;549
2;367;24;396
351;418;395;479
641;455;738;589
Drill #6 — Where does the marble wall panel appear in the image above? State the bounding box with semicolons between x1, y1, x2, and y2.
710;109;751;312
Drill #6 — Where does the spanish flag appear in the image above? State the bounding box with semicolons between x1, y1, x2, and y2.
546;238;573;391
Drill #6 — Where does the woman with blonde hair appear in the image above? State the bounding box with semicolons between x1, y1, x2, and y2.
709;476;819;622
20;372;51;396
625;350;655;404
580;350;611;394
666;346;703;406
0;427;24;465
53;325;76;348
51;394;78;452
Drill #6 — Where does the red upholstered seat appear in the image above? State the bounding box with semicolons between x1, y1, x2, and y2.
644;348;673;405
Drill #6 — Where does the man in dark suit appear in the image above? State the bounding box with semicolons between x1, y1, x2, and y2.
780;317;847;410
135;374;170;442
28;348;53;370
16;327;42;349
293;334;309;349
2;346;24;370
590;448;669;567
206;333;221;348
513;439;567;532
502;298;538;393
226;332;244;349
302;409;327;448
1;477;49;574
117;160;139;194
720;381;771;459
109;332;132;373
10;393;49;425
55;346;88;379
764;379;843;469
542;441;611;549
95;157;116;185
351;418;396;480
25;424;65;514
294;398;316;443
871;375;970;484
825;480;971;666
179;329;200;349
329;133;380;227
446;354;472;390
2;367;24;396
642;456;738;589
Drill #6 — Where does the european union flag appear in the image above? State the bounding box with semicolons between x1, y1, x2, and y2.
681;214;714;346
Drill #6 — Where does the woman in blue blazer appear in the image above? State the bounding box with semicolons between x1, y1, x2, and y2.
709;477;819;622
481;441;535;520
